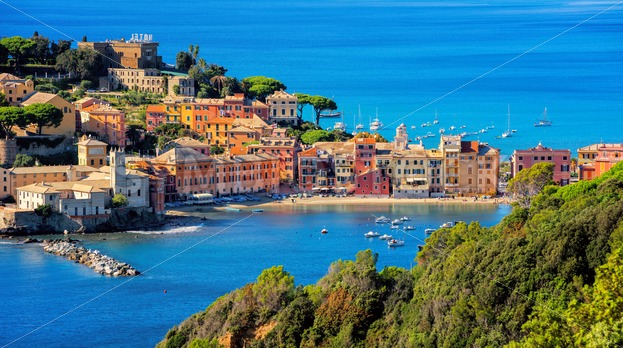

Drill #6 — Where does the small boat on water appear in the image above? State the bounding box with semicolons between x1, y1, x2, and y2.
440;221;455;228
252;209;264;213
379;234;393;240
370;118;383;131
334;121;346;131
375;216;391;224
534;107;552;127
365;231;380;238
391;219;403;225
319;110;341;118
321;228;328;234
400;216;411;221
388;239;405;247
404;225;416;230
225;207;241;212
425;228;436;235
390;225;399;230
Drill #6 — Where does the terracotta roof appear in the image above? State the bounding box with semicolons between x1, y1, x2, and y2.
153;147;212;164
77;138;108;146
233;115;269;129
299;147;318;157
10;165;99;175
146;104;166;113
228;126;256;133
20;92;57;105
16;182;60;194
0;73;23;82
167;137;210;148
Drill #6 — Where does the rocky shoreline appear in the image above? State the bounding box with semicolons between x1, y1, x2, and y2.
41;239;140;277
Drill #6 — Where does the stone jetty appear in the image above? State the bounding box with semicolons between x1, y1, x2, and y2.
42;239;140;276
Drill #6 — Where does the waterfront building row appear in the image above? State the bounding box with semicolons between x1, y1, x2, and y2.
298;125;500;197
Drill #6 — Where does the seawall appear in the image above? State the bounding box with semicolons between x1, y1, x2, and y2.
42;239;140;276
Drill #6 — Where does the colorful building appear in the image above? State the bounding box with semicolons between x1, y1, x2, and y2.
0;74;34;106
152;147;215;199
213;153;279;196
77;136;108;168
78;37;162;69
511;143;571;186
459;141;500;196
266;90;299;125
145;105;167;132
247;130;300;182
20;92;76;137
79;103;126;146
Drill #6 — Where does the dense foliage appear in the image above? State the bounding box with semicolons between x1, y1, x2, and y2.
158;162;623;348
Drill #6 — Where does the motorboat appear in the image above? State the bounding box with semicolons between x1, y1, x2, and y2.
379;234;393;240
400;216;411;221
403;225;416;230
390;225;399;230
321;228;328;234
252;209;264;213
370;118;383;131
365;231;380;238
387;239;405;247
425;228;436;235
391;219;403;225
440;221;455;228
375;216;391;224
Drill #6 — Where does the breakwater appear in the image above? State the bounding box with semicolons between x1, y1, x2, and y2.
42;239;140;276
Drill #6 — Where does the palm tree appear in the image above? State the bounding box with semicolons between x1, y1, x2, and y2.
210;75;227;96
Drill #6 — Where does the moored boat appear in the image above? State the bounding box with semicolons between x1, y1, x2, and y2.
375;216;391;224
365;231;380;238
321;228;328;234
403;225;416;230
388;239;405;247
425;228;436;235
400;216;411;221
391;219;403;225
379;234;393;240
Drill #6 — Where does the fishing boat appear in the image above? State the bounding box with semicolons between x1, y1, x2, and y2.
534;107;552;127
319;110;341;118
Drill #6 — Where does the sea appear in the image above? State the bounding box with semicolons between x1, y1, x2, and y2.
3;1;623;157
0;203;511;347
0;0;621;346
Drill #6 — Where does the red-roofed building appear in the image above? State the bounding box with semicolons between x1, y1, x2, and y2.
146;105;166;132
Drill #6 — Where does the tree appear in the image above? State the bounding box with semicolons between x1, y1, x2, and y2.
23;103;64;135
112;193;129;208
176;51;193;71
210;75;227;96
51;39;72;58
13;154;35;167
300;130;332;145
241;76;286;101
0;93;8;107
0;36;36;72
80;80;93;90
210;145;225;155
172;85;180;95
30;34;51;65
34;204;53;217
294;93;312;118
507;162;554;208
352;131;388;143
55;47;104;81
308;95;337;125
125;124;143;146
0;106;28;138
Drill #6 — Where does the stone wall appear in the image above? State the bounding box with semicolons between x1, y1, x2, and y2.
0;206;164;235
0;139;17;167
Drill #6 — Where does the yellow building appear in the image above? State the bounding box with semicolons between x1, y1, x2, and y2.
266;90;299;125
78;37;162;69
20;92;76;137
77;136;108;168
8;165;99;197
106;69;194;97
0;74;35;106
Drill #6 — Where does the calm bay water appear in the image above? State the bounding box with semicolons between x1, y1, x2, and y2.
0;203;511;347
3;1;623;155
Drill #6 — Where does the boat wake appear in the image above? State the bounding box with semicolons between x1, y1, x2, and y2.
129;224;204;235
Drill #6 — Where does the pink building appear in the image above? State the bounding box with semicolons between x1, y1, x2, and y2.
511;143;571;186
354;168;390;196
354;138;377;175
146;105;166;132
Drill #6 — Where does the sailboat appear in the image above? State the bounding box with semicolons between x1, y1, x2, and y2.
356;105;364;130
369;108;383;131
334;112;346;131
433;109;439;124
534;107;552;127
501;105;512;138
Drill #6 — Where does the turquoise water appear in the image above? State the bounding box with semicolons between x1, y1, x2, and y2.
3;1;623;155
0;203;511;347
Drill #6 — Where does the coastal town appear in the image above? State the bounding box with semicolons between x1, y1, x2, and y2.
0;35;621;234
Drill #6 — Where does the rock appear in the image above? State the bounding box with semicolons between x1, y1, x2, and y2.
22;238;40;244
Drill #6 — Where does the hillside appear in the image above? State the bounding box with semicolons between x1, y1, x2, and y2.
157;163;623;348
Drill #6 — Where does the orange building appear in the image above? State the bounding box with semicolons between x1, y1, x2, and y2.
298;147;319;192
151;147;215;200
79;103;126;146
213;153;279;196
354;138;377;175
247;130;300;183
227;126;260;155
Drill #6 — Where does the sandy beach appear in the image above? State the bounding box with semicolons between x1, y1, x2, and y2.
165;195;511;218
